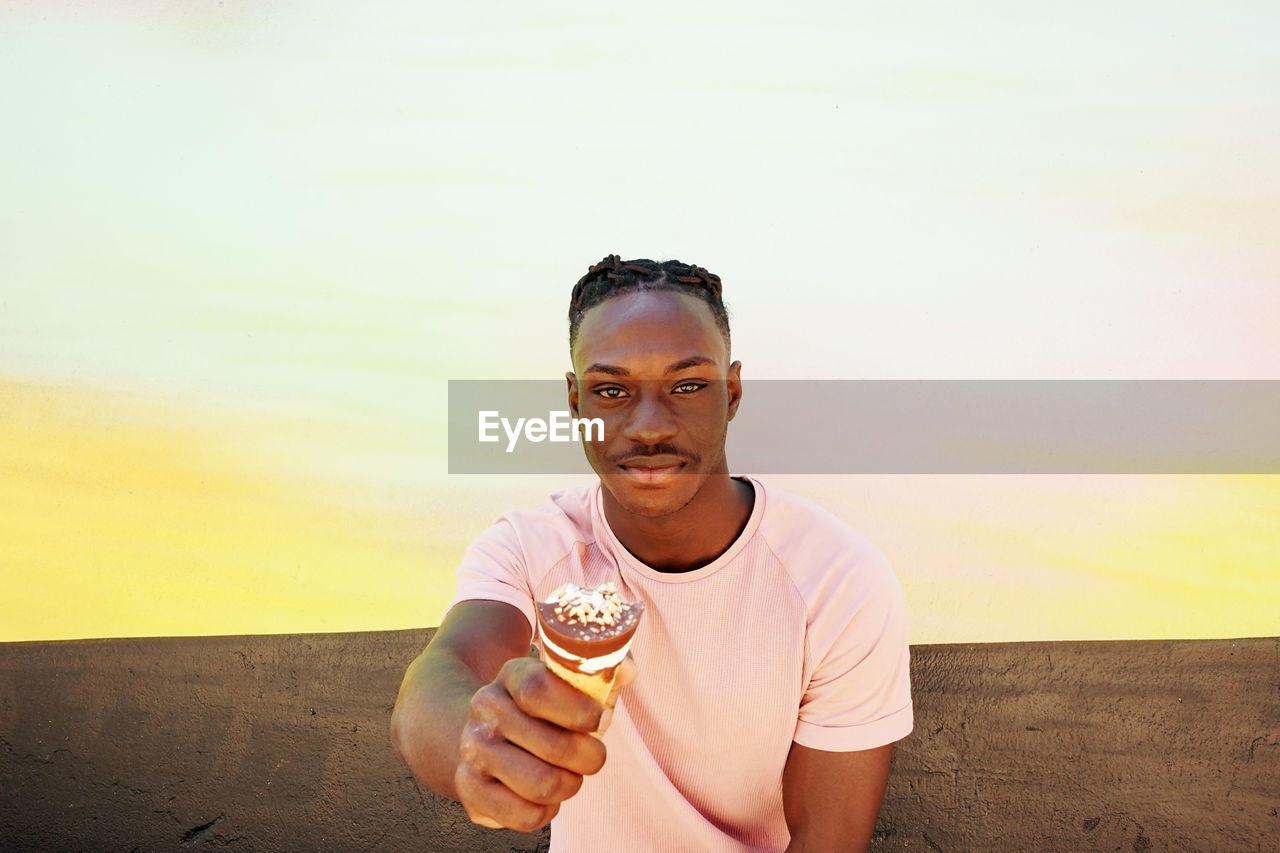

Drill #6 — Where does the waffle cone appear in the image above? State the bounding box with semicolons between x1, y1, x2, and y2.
539;646;619;706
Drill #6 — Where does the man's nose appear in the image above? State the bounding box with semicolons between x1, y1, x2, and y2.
622;386;677;445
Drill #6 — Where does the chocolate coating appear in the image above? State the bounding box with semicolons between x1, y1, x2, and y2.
535;596;643;659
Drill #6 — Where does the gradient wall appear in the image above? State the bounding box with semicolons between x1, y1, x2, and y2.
3;1;1277;644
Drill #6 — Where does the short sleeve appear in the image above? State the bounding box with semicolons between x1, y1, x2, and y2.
792;550;913;752
447;518;539;634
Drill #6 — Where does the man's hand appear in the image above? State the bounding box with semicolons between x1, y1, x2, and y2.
455;656;609;831
390;600;638;833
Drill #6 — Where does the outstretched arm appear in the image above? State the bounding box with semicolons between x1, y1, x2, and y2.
390;599;609;831
782;741;895;853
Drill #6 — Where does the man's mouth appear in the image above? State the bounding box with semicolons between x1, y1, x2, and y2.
617;455;687;484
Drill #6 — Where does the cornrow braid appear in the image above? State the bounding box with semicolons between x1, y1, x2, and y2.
568;254;731;352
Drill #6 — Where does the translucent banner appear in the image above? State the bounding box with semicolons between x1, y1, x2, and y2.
448;380;1280;474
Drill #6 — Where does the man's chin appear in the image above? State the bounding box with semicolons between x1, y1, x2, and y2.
599;472;700;518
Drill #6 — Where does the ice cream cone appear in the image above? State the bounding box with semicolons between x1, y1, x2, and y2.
535;582;643;733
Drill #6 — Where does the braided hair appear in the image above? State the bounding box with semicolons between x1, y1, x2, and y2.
568;254;731;353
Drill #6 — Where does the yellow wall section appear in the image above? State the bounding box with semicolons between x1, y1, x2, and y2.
3;381;1277;643
0;380;456;641
791;476;1280;643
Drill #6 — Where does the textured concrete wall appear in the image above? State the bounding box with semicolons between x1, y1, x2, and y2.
1;631;1275;852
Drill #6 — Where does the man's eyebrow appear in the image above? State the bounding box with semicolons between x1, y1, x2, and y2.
665;356;717;373
582;356;717;377
582;363;629;376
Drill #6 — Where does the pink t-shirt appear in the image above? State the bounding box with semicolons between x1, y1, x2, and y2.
449;477;913;853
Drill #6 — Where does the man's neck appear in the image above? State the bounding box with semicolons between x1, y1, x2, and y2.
601;475;755;573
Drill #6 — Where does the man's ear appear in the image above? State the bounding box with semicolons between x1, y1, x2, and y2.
726;360;743;421
566;371;580;418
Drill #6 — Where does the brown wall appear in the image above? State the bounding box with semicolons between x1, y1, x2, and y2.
1;631;1275;852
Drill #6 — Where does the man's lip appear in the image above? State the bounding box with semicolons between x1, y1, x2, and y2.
616;457;688;483
617;455;686;471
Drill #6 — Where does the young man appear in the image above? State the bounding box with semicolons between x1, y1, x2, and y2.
391;256;913;853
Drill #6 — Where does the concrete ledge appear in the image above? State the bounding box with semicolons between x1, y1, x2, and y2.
1;632;1275;851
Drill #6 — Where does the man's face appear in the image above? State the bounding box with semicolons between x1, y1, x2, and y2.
568;289;741;519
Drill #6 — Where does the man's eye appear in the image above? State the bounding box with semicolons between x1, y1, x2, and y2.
673;382;704;394
595;387;628;399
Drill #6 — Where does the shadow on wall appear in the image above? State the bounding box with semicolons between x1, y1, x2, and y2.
0;631;1276;852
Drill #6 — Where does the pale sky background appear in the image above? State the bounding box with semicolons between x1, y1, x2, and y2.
1;0;1277;642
